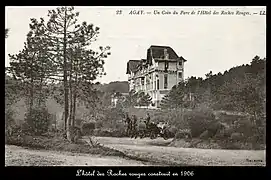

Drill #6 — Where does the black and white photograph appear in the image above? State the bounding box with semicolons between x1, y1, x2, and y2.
5;6;266;170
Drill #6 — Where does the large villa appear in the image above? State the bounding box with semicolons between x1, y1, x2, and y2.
125;45;187;108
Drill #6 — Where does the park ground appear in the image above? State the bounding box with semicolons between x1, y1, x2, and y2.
5;136;265;166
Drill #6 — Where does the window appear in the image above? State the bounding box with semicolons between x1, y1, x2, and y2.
179;61;183;66
178;72;183;79
164;49;169;59
157;79;160;90
164;61;169;72
141;77;145;85
164;74;168;89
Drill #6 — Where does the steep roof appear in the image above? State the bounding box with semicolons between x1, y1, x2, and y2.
126;60;142;74
147;45;187;63
150;45;178;59
127;45;187;74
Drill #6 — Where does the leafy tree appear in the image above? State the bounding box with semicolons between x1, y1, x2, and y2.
160;82;186;109
25;107;51;135
26;6;110;142
77;82;104;119
160;55;266;124
101;81;129;93
8;30;50;127
5;74;23;107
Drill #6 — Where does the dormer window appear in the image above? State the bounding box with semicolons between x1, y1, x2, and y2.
164;49;169;59
179;61;183;66
165;61;169;72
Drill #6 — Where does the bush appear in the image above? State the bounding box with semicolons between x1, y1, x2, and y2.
5;108;16;138
230;132;244;141
199;130;210;140
81;122;96;136
116;121;126;131
214;128;233;140
175;129;191;140
21;122;33;135
24;107;52;135
95;120;103;129
186;108;216;137
168;126;178;135
206;122;226;138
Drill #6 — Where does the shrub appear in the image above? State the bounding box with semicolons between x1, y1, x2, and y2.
169;126;178;135
214;128;232;140
175;129;191;140
95;120;103;129
186;108;216;137
116;121;126;131
81;122;96;136
206;122;226;138
219;113;245;125
21;122;33;135
5;108;16;138
230;132;244;141
199;130;210;140
24;107;52;135
93;129;100;136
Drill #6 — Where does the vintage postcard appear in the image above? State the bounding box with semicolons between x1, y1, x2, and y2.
5;6;266;173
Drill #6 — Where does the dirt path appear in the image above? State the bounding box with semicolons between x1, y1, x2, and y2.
5;145;148;166
92;137;266;166
6;137;266;166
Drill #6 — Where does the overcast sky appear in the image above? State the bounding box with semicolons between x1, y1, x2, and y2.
5;6;266;84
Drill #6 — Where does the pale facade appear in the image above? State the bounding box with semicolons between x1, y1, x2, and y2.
126;45;187;108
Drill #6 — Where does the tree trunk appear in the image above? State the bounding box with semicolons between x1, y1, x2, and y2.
69;46;74;128
72;80;77;127
69;84;74;141
38;78;43;108
66;115;72;141
63;8;71;142
69;76;73;128
63;111;66;132
28;63;34;128
72;48;79;128
181;105;184;123
72;92;76;127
